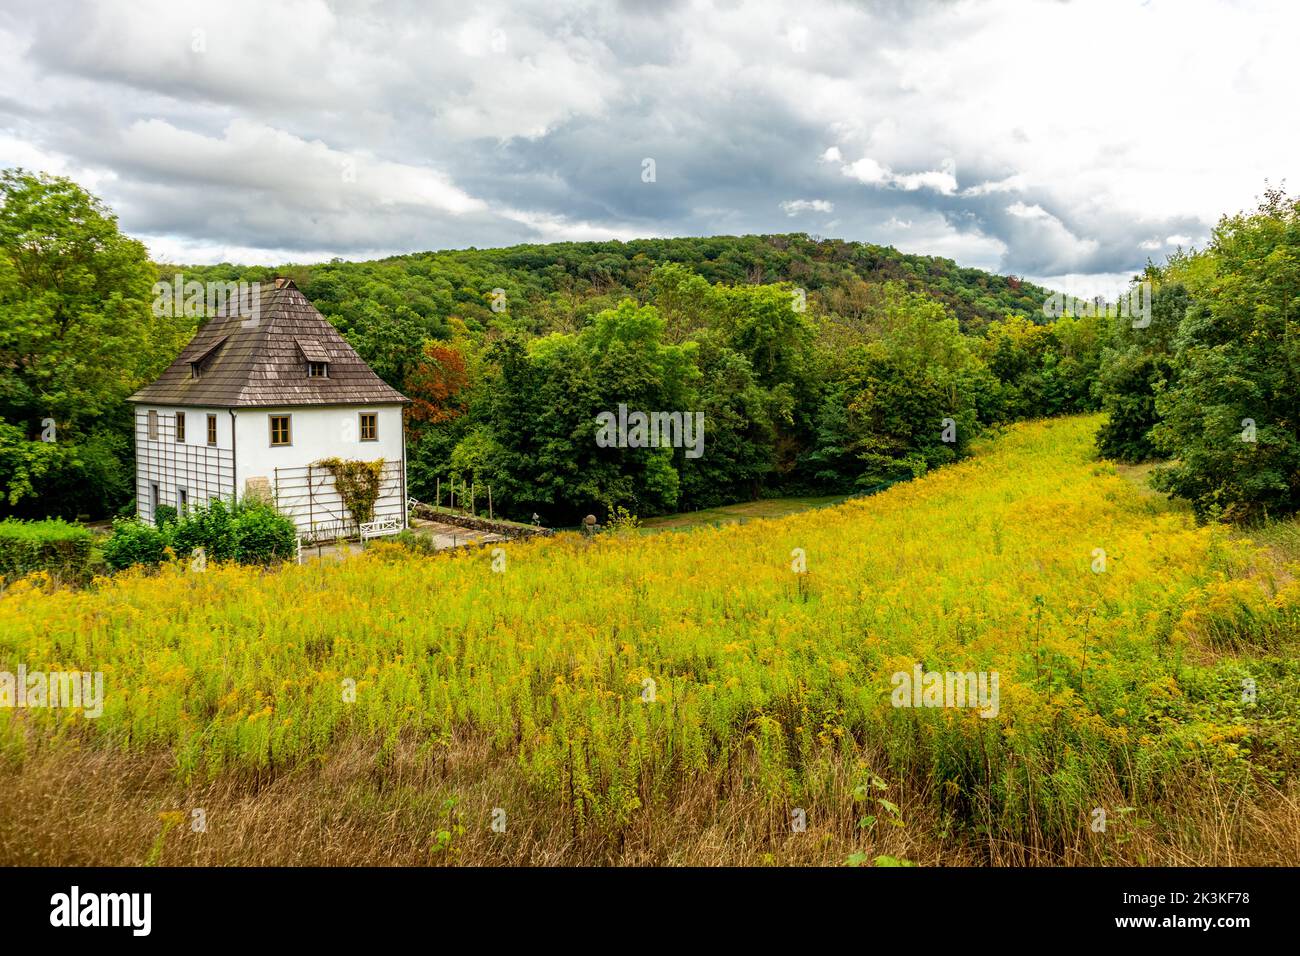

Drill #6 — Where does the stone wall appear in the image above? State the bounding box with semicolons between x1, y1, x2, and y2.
411;505;555;539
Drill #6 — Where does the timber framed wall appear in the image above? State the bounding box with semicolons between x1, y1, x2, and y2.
134;409;236;524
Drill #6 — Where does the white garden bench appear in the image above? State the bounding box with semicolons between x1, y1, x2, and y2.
360;517;402;541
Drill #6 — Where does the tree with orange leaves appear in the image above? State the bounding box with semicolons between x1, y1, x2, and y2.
404;342;469;424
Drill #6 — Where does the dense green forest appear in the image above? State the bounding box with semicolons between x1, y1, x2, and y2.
3;168;1298;526
151;227;1095;524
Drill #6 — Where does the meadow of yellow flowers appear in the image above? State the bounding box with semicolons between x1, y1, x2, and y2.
1;414;1297;865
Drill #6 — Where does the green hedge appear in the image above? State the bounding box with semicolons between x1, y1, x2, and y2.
0;518;95;583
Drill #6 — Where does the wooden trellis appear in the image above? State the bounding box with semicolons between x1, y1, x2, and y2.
272;459;405;542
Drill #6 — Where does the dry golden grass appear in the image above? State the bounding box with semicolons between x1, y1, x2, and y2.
2;736;1296;867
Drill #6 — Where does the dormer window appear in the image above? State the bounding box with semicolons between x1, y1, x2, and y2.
188;335;227;381
297;337;331;379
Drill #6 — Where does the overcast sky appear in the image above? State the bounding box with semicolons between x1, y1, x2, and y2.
1;0;1295;297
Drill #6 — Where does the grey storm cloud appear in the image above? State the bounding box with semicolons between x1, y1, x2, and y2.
1;0;1294;295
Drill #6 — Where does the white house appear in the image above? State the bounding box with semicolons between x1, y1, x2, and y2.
128;278;410;540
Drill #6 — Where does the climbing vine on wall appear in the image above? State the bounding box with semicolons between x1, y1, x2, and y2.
316;458;385;529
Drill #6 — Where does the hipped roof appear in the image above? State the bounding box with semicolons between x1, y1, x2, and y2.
129;278;409;408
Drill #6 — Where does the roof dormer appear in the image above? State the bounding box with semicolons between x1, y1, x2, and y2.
127;280;408;408
297;337;330;378
189;335;228;380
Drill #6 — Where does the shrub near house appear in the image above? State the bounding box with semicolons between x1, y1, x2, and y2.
102;499;296;571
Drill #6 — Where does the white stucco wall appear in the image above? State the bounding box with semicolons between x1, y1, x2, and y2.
135;405;235;448
234;404;407;538
232;405;405;492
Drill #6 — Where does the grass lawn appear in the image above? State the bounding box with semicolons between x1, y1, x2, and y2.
639;494;852;531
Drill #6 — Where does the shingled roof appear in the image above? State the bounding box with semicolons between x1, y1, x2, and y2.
129;279;408;408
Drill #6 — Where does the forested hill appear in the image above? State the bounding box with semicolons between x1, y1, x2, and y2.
8;166;1108;525
8;172;1298;531
166;233;1053;342
140;232;1073;523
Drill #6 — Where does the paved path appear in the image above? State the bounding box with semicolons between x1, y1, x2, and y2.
298;518;507;563
410;518;509;550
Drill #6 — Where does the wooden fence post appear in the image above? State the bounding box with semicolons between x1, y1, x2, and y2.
488;485;493;521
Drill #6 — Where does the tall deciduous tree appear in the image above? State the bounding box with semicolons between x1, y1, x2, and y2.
0;169;157;515
1152;188;1300;521
1093;277;1187;463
